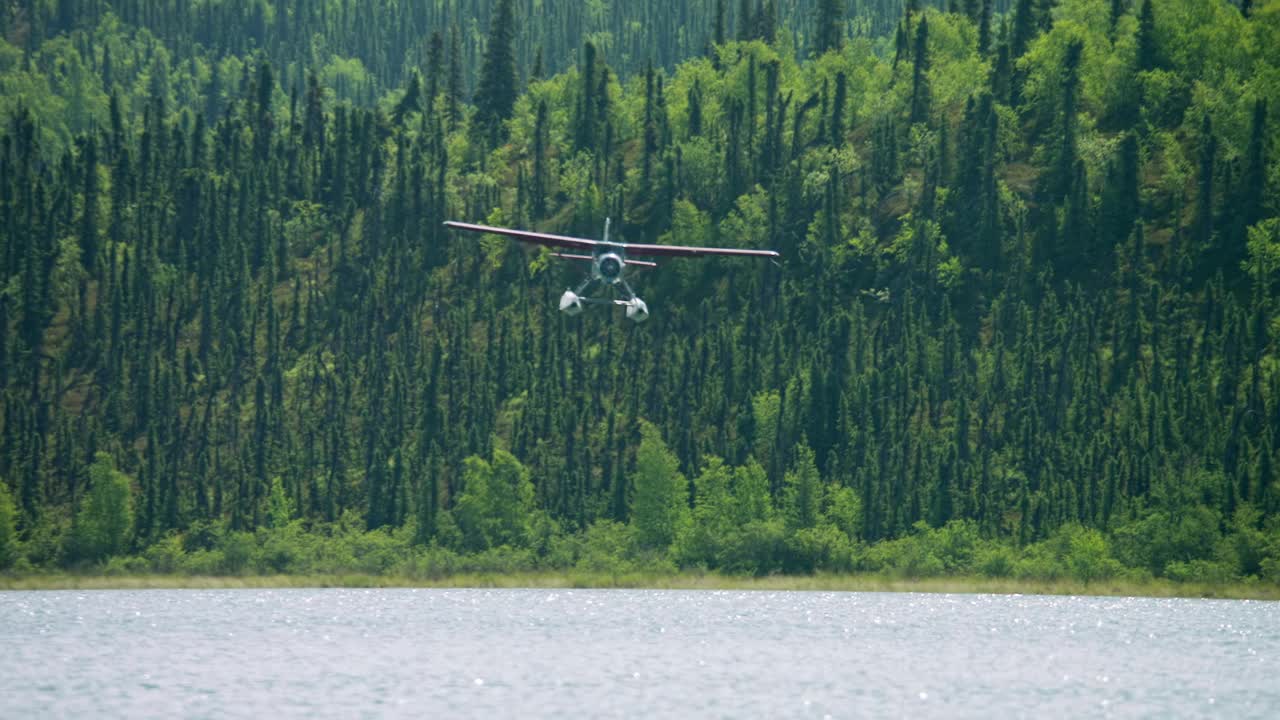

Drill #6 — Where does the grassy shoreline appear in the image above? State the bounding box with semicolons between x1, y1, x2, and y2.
2;572;1277;600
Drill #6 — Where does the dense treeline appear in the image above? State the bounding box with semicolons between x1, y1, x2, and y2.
1;0;1280;584
0;0;1002;147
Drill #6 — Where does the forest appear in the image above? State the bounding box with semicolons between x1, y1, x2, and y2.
0;0;1279;586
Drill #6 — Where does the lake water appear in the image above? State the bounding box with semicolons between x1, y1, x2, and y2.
1;588;1277;718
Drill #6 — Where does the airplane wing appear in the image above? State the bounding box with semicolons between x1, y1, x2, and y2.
445;221;780;260
552;253;658;268
620;242;781;260
443;221;598;252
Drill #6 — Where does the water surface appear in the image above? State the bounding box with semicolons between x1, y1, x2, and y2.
2;589;1276;717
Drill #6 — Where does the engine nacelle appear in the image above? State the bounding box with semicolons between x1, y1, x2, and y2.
559;290;584;316
595;252;624;284
625;297;649;323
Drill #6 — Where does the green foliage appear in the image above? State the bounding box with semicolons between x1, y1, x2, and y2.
0;481;17;570
782;443;823;530
1164;559;1238;584
974;544;1017;578
69;454;135;564
1112;505;1223;576
1063;526;1122;584
576;520;638;574
630;423;691;551
1219;506;1270;578
675;457;735;567
731;460;775;525
863;521;985;577
1246;219;1280;283
0;0;1276;590
826;486;862;541
473;0;519;145
454;449;536;552
220;532;255;575
266;478;294;530
786;523;856;573
706;519;779;574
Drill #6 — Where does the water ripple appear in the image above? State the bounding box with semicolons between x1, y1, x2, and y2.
0;589;1276;718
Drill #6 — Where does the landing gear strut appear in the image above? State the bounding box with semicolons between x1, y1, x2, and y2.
559;276;648;323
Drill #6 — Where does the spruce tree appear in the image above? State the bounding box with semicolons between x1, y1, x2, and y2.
77;135;99;273
831;72;847;145
1011;0;1036;59
714;0;727;49
783;442;823;530
1242;100;1267;231
1110;0;1126;32
687;81;704;138
532;100;548;219
1196;113;1217;252
978;0;992;56
392;71;422;126
473;0;518;146
1136;0;1158;72
425;31;443;117
1052;39;1084;200
446;24;464;130
910;16;931;125
814;0;844;56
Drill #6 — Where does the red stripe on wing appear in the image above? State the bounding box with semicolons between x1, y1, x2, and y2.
444;221;598;252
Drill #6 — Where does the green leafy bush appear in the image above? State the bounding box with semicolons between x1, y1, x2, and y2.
1063;526;1123;584
179;549;226;575
1165;560;1238;584
576;520;637;574
143;536;185;574
974;545;1017;578
0;481;17;570
784;524;855;573
68;454;135;564
861;521;984;578
717;519;787;575
220;531;255;575
400;546;462;580
1013;525;1122;583
1112;505;1222;576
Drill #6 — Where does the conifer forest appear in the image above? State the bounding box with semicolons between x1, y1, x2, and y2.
1;0;1279;584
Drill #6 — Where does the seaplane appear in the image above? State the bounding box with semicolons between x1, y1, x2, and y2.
444;218;781;322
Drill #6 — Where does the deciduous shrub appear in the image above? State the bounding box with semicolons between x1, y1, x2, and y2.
68;454;135;565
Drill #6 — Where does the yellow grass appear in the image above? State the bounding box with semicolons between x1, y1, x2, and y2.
2;572;1277;600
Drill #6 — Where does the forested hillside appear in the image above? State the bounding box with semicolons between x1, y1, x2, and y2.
2;0;1279;583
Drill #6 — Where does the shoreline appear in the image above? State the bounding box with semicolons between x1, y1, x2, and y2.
2;572;1277;600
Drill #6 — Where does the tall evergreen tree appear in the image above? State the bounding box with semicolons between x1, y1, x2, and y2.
392;71;422;126
575;42;600;152
473;0;518;146
446;24;464;129
1242;100;1268;231
909;16;931;125
1136;0;1158;72
1196;113;1217;254
783;442;823;530
1052;39;1085;200
814;0;844;56
978;0;993;56
532;100;549;219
